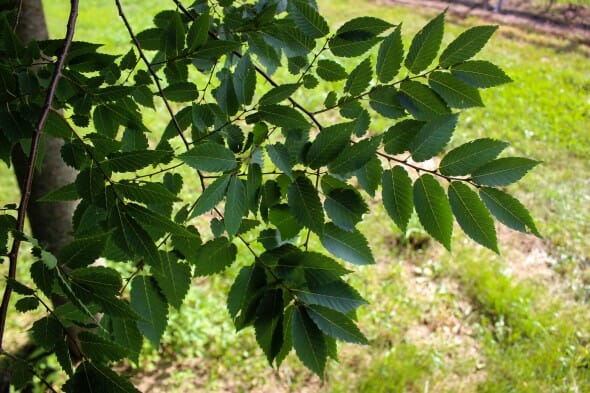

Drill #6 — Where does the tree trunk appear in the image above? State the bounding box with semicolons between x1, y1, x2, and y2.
1;1;78;391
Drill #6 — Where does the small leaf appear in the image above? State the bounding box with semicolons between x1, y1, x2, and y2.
479;187;541;237
428;71;483;108
15;297;39;312
439;25;498;68
191;174;231;218
376;25;404;83
320;222;374;265
439;138;509;176
295;280;367;313
448;182;498;252
399;80;450;121
305;122;353;169
267;143;293;179
151;252;191;309
115;181;180;205
405;11;445;74
257;105;310;131
411;114;458;162
413;174;453;250
259;83;300;106
451;60;512;88
288;0;330;39
225;176;247;237
130;275;168;348
383;119;425;155
106;150;170;173
179;143;237;173
316;59;347;81
288;175;324;234
194;237;237;276
368;87;405;119
472;158;540;186
307;305;368;344
382;166;414;232
31;316;62;350
162;82;198;102
234;55;257;106
292;307;327;377
78;331;128;363
328;136;381;175
324;188;368;232
344;57;372;96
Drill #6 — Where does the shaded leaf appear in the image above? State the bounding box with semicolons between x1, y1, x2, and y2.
383;119;425;155
151;252;191;309
179;143;237;173
288;175;324;234
344;57;372;96
305;122;353;169
106;150;170;173
472;158;540;186
288;0;329;39
320;222;374;265
295;280;367;313
292;307;327;377
259;83;300;106
78;331;128;363
324;188;368;232
194;237;237;276
130;275;168;347
451;60;512;88
307;305;368;344
479;187;541;237
411;114;458;162
399;80;450;121
316;59;347;81
428;71;483;108
376;25;404;83
382;166;414;232
439;25;498;68
63;361;140;393
191;174;231;218
328;136;381;175
405;11;445;73
225;176;248;237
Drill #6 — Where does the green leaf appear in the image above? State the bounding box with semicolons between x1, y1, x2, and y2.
439;25;498;68
179;143;237;173
328;136;381;175
307;305;368;344
329;33;380;58
6;278;34;295
275;306;294;367
376;25;404;83
191;174;231;218
451;60;512;88
288;175;324;234
126;203;195;239
288;0;329;39
15;297;39;313
39;182;79;202
115;181;180;205
413;174;453;250
186;11;209;51
257;105;311;130
411;114;458;162
405;11;445;73
266;143;293;179
479;187;541;237
31;316;62;350
110;317;143;364
320;222;374;265
399;80;450;121
305;122;353;169
344;57;372;96
130;275;168;348
259;83;300;106
292;307;327;377
275;251;351;283
57;233;109;269
78;331;128;363
303;74;318;88
382;166;414;232
448;182;498;252
254;289;284;363
428;71;483;108
225;176;247;237
64;361;140;393
324;188;368;232
70;266;121;297
383;119;425;155
472;158;540;186
227;264;266;329
194;237;237;276
106;150;170;173
368;87;405;119
161;82;199;102
295;280;367;313
151;252;191;309
439;138;509;176
269;204;303;239
234;55;257;106
355;157;383;197
316;59;347;81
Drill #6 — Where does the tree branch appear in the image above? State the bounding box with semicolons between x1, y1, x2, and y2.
0;0;79;351
115;0;190;150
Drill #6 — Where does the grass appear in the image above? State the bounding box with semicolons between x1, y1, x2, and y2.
0;0;588;391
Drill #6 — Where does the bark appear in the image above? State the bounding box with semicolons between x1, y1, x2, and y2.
2;2;78;391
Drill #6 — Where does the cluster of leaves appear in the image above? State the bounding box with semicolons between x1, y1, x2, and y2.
0;0;540;390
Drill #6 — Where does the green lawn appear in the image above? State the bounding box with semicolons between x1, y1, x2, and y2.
1;0;589;391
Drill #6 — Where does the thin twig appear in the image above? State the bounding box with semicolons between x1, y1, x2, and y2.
115;0;190;150
0;0;80;351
